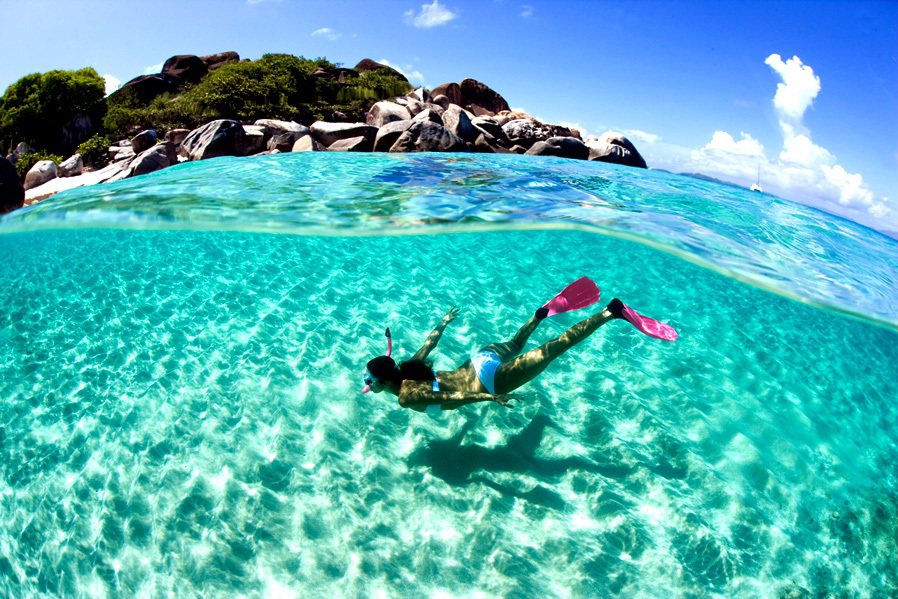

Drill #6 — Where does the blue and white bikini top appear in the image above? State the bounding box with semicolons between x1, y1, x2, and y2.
425;371;441;414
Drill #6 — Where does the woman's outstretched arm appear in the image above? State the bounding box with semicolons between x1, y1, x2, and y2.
411;306;459;361
398;384;522;410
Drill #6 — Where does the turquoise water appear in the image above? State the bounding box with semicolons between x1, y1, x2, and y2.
1;154;896;598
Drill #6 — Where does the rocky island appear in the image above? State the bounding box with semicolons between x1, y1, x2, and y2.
0;52;647;214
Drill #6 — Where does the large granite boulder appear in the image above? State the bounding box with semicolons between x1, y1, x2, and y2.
162;55;208;85
366;102;412;127
588;132;647;168
131;130;158;154
413;109;443;126
164;128;191;148
353;58;409;82
502;119;547;149
328;136;373;152
292;135;325;152
58;154;83;177
460;78;510;115
525;136;589;160
179;120;247;161
373;120;415;152
129;141;177;177
389;121;468;153
408;88;430;103
441;105;474;142
112;74;177;105
267;131;309;152
24;160;58;190
0;157;24;214
430;82;464;107
253;119;309;137
201;51;240;72
310;122;378;148
243;125;268;155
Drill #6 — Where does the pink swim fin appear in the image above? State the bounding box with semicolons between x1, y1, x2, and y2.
609;298;678;341
541;277;601;317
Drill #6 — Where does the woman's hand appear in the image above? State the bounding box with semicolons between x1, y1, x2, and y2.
492;394;525;408
440;306;460;326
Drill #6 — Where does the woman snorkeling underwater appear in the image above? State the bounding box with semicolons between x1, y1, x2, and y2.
361;277;677;413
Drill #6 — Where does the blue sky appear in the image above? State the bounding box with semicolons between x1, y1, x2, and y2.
2;0;896;234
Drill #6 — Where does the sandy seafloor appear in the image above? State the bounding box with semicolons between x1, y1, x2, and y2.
1;225;896;598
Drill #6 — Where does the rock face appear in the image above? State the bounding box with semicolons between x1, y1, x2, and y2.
162;55;208;85
243;125;268;155
129;141;178;177
502;119;546;149
389;121;468;153
460;78;510;115
328;136;373;152
525;136;589;160
114;74;177;105
254;119;308;136
131;130;158;154
373;120;415;152
0;157;25;214
413;109;443;126
58;154;83;177
366;102;412;127
201;51;240;72
179;120;247;161
587;132;647;168
353;58;409;82
430;82;463;107
164;128;191;147
310;122;378;148
292;135;324;152
441;105;474;142
267;132;308;152
24;160;58;190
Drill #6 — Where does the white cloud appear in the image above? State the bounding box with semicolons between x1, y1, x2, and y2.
521;4;534;18
404;1;457;28
623;129;661;145
103;74;121;96
312;27;340;41
764;54;820;122
143;62;163;75
377;58;426;87
659;54;887;228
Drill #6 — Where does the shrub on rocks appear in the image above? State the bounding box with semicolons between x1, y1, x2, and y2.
15;151;62;179
76;134;111;168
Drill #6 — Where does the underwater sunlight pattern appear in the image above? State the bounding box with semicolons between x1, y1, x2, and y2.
0;154;896;598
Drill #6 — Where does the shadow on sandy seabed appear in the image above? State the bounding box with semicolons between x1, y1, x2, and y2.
406;414;634;510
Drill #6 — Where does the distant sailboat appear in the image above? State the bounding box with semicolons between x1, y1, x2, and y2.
750;163;763;192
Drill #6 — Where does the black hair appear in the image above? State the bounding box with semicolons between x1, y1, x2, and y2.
366;356;434;386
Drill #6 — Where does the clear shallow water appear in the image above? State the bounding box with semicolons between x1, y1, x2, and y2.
1;154;897;598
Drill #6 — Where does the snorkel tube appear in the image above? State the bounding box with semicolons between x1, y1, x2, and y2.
361;328;392;393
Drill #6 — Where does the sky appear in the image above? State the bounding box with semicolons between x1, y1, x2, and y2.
1;0;896;235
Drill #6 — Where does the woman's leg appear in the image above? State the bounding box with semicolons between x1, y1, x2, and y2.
480;314;543;362
494;307;615;393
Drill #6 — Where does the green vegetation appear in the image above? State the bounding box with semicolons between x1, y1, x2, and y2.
77;134;112;168
15;150;63;179
1;53;412;158
0;68;106;156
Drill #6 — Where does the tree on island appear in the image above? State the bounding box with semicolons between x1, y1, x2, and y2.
0;68;106;156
